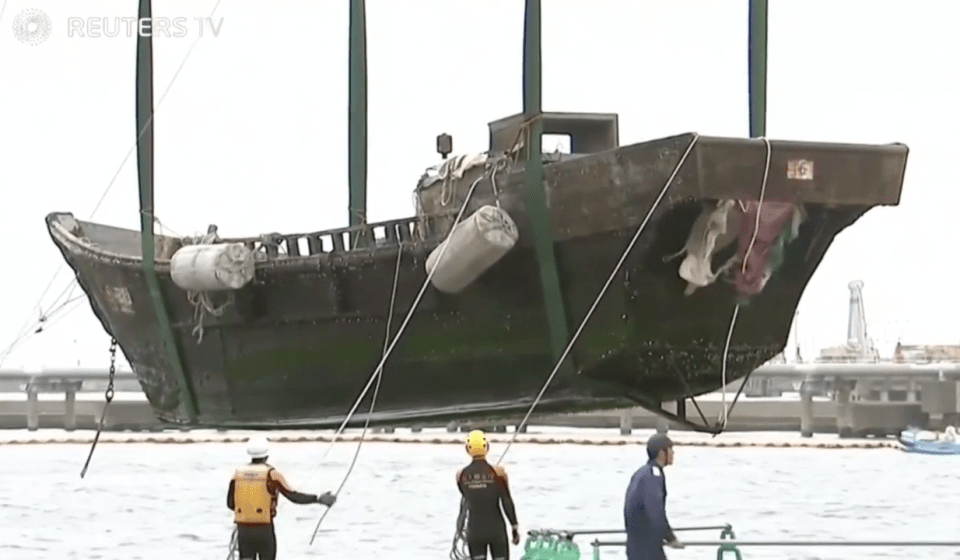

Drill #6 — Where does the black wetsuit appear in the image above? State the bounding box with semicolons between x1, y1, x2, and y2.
457;458;519;560
226;460;318;560
233;525;277;560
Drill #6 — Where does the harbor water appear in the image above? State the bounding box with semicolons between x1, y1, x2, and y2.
2;428;958;560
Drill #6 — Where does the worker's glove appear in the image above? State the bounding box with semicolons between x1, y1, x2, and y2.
511;525;521;545
666;538;684;549
316;491;337;507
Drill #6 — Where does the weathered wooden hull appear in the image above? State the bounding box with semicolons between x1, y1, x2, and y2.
45;133;908;429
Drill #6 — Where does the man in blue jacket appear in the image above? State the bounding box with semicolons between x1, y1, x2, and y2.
623;434;684;560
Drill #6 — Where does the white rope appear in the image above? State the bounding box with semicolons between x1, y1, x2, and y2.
497;133;701;462
0;292;84;367
178;229;249;343
449;133;702;560
718;137;772;429
303;158;505;481
1;0;226;367
306;244;404;546
226;244;406;556
226;527;238;560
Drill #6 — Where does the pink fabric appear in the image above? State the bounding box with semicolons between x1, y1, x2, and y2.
733;201;796;296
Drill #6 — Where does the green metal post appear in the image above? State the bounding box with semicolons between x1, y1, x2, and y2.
136;0;198;421
748;0;768;137
522;0;573;370
347;0;368;248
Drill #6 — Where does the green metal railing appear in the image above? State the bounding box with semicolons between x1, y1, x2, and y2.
521;524;960;560
520;525;735;560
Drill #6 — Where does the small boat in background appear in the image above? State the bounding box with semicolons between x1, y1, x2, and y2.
899;426;960;455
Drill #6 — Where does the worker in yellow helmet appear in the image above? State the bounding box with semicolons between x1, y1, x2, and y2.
227;436;336;560
456;430;520;560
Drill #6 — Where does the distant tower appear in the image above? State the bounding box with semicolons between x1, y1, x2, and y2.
845;280;878;361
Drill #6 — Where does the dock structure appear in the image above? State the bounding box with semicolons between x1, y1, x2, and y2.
585;362;960;438
0;369;149;431
3;364;960;435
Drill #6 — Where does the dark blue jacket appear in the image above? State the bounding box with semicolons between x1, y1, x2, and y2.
623;460;675;559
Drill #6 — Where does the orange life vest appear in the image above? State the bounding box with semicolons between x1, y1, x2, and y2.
232;463;276;524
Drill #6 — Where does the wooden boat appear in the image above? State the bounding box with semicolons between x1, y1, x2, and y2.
46;122;908;429
43;0;908;431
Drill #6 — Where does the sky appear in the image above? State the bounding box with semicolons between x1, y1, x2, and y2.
0;0;958;371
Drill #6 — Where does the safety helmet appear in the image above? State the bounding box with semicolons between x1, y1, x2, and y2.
465;430;489;458
646;433;673;460
246;436;270;459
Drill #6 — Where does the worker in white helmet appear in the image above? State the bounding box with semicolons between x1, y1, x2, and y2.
227;435;336;559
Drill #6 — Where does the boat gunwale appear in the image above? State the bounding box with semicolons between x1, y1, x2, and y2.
46;211;445;272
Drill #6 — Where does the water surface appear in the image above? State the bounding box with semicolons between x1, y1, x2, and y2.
2;430;958;560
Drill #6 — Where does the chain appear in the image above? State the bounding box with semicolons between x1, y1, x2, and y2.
105;337;117;403
80;337;118;478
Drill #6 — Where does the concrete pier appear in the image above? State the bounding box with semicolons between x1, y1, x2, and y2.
3;367;960;435
835;381;854;437
0;391;871;433
619;411;632;435
799;376;815;437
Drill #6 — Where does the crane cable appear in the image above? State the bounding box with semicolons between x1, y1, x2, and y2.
450;133;701;560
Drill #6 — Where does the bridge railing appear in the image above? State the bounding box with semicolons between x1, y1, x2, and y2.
0;370;141;431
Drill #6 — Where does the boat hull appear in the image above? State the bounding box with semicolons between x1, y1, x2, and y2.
45;134;908;429
899;430;960;455
899;427;960;455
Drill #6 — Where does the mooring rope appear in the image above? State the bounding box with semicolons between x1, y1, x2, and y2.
717;136;771;430
306;245;404;545
227;246;407;556
303;160;502;481
1;0;228;369
450;134;702;560
298;158;508;550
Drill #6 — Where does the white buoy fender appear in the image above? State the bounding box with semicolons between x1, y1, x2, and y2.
170;242;255;291
425;205;518;294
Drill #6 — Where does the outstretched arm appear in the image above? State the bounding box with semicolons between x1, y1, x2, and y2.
493;466;519;527
270;470;319;505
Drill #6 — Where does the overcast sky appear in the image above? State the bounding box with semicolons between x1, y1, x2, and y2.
1;0;957;370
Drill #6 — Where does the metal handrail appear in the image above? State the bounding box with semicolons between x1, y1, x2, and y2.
0;371;136;381
553;525;731;536
593;539;960;547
